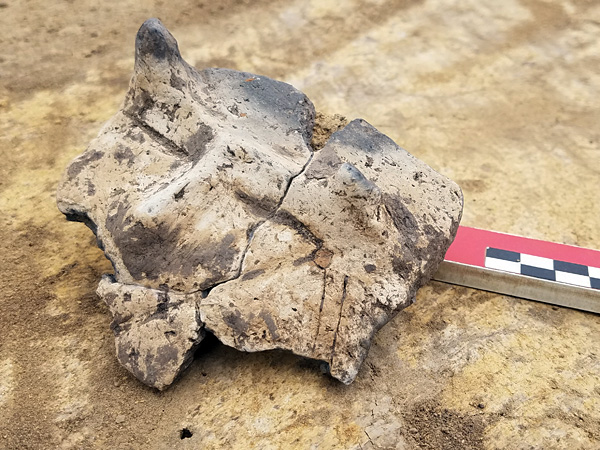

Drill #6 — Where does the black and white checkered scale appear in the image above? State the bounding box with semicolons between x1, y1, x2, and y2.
485;248;600;290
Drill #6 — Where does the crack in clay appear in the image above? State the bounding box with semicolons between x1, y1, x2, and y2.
364;430;375;448
330;275;349;365
197;150;315;299
312;269;328;352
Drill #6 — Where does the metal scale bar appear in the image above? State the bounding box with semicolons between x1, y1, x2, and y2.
433;226;600;314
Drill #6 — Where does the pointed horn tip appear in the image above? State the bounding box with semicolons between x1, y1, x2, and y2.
135;18;181;61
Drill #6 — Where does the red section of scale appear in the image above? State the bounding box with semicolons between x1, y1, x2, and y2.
445;226;600;268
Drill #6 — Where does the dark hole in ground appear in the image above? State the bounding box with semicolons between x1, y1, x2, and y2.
180;428;193;439
193;330;221;356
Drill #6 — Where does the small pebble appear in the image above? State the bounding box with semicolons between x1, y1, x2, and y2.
115;414;126;424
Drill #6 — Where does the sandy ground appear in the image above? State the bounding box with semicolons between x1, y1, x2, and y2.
1;0;599;449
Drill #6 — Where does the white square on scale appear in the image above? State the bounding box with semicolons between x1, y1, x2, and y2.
555;271;591;288
485;257;521;274
520;253;554;270
588;266;600;279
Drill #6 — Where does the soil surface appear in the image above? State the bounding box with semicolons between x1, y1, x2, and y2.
1;1;599;449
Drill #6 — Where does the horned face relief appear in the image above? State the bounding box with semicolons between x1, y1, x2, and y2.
57;19;463;389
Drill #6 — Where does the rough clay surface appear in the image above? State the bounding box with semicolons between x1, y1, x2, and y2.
4;1;600;449
56;19;463;390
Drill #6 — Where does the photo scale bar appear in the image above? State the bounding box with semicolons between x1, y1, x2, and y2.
484;247;600;290
433;226;600;313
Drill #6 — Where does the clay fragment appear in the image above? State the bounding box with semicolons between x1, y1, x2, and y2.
57;18;463;389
